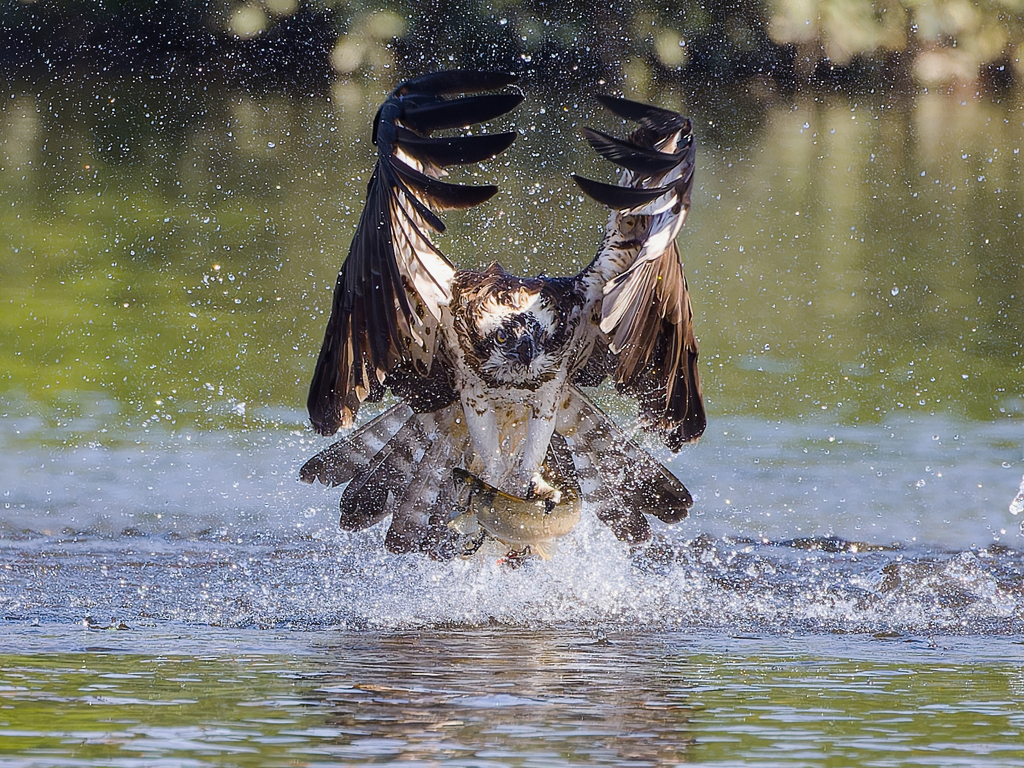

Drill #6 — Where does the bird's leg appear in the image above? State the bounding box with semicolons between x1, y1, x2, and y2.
458;529;489;559
519;405;561;504
460;393;506;484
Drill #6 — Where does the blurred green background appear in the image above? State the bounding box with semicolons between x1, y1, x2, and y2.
3;0;1024;91
1;0;1022;445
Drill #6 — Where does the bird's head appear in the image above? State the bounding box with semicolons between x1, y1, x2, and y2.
452;264;572;388
483;312;542;371
475;293;558;386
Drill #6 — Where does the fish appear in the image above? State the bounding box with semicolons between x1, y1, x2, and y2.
450;468;582;560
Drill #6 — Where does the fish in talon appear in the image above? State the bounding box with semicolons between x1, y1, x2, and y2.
451;468;582;560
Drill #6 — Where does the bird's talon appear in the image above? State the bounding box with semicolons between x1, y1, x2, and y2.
498;548;531;568
526;474;562;505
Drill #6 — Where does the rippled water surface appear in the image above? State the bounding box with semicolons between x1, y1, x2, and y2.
3;627;1024;767
2;72;1024;766
3;411;1024;766
2;413;1023;634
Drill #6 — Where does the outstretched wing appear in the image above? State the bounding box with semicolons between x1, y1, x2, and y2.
573;95;706;450
308;70;523;435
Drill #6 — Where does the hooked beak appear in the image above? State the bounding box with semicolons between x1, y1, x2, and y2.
514;335;536;365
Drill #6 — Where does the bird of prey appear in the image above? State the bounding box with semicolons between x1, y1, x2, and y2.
301;70;705;559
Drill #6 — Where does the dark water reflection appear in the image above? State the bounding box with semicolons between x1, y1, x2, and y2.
2;627;1024;767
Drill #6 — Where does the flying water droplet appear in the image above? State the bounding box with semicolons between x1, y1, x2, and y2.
1010;474;1024;516
891;286;899;296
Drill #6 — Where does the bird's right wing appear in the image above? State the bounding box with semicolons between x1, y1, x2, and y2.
307;70;523;435
573;95;706;450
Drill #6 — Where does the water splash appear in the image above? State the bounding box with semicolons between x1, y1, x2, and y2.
2;518;1020;637
3;413;1022;637
1011;474;1024;524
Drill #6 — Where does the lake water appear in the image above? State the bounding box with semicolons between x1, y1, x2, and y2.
2;72;1023;766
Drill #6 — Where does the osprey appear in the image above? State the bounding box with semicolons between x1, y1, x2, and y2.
302;70;706;559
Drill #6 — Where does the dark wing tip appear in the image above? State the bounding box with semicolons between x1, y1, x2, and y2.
390;157;499;210
572;174;671;210
594;93;687;127
662;414;707;451
395;129;517;167
307;368;357;437
306;346;344;436
582;127;684;175
401;93;524;134
651;354;707;451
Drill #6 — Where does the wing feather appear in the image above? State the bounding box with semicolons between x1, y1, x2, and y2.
389;155;499;209
570;174;674;209
574;96;706;449
582;127;685;175
395;127;517;167
400;93;525;133
308;71;521;435
393;70;519;97
592;93;684;125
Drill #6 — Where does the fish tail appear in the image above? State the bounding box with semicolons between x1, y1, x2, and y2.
531;540;557;560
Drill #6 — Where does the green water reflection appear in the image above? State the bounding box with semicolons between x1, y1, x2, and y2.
2;76;1022;440
1;629;1023;767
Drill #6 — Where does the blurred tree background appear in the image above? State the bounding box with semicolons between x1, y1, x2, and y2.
2;0;1023;93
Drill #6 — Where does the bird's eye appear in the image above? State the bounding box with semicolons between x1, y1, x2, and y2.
495;330;507;344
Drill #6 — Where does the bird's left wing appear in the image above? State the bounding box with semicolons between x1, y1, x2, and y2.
573;95;706;450
308;71;523;435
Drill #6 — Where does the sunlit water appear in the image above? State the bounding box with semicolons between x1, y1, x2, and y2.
3;627;1024;768
3;401;1022;633
2;73;1024;765
2;626;1024;768
3;404;1023;765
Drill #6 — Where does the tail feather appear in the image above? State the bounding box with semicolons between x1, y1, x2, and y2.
337;415;431;531
300;404;414;487
302;402;467;557
544;432;581;501
557;387;692;538
386;417;463;556
570;448;651;544
302;387;692;554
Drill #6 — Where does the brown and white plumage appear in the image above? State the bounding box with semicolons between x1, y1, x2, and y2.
573;95;704;450
302;71;706;558
307;70;522;432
